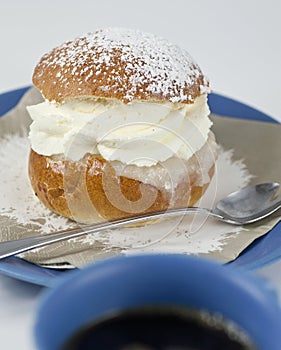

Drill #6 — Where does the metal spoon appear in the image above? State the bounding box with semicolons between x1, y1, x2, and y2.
0;183;280;260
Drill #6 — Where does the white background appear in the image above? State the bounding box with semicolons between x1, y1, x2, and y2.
1;0;281;120
0;1;281;349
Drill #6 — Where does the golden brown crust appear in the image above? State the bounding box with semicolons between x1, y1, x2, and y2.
32;28;209;104
28;150;215;224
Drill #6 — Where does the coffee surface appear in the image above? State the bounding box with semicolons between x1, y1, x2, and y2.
63;307;256;350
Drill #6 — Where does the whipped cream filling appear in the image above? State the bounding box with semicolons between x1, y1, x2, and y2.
27;94;212;167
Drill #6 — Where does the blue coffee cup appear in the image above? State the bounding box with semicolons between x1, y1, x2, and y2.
35;254;281;349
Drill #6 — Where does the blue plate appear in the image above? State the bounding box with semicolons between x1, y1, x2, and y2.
0;87;280;287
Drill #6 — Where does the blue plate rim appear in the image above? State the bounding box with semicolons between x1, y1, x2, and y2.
0;86;280;287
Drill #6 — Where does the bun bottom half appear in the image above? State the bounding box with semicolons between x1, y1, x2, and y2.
28;137;217;224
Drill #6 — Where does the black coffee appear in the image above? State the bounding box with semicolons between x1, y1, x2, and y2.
63;307;256;350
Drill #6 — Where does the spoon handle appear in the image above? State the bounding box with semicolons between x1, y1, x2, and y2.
0;207;223;260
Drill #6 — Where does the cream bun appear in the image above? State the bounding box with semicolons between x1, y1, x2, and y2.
27;28;217;224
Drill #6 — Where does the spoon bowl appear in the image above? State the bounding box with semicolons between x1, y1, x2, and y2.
0;183;280;259
213;182;281;224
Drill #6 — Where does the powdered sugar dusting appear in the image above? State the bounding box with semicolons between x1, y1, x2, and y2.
34;28;209;103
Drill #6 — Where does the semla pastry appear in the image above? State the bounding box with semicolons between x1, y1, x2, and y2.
27;28;217;224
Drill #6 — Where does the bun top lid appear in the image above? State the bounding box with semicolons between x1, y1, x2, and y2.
33;28;210;104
